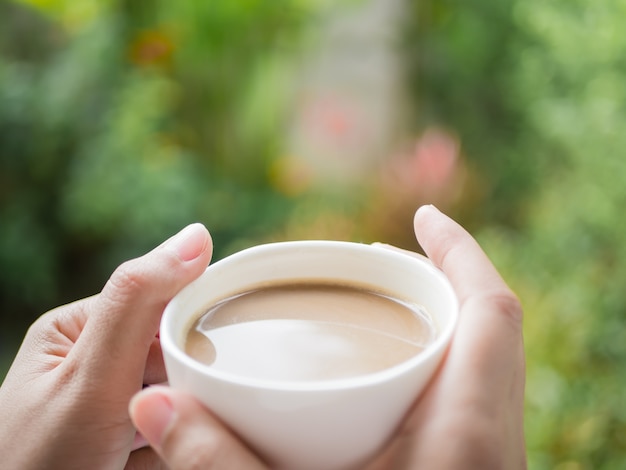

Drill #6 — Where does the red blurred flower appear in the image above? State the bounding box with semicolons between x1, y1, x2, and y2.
129;29;174;68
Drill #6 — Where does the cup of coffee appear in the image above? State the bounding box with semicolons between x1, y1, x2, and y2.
160;241;458;470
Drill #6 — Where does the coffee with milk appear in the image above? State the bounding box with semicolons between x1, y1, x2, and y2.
185;282;437;382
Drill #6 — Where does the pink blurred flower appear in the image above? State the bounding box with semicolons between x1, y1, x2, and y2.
385;128;461;197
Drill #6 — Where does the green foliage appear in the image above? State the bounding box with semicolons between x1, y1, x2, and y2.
0;0;309;328
511;3;626;466
408;0;626;467
404;0;547;229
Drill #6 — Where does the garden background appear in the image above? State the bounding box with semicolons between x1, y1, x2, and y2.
1;0;625;468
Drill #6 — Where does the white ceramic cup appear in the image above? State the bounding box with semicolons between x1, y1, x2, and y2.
161;241;458;470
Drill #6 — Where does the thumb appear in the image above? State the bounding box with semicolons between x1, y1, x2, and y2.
130;387;267;470
71;223;212;386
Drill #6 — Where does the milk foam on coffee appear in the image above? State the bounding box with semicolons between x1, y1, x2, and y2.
185;283;436;382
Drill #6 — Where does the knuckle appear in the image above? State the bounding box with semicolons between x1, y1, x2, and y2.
102;251;182;306
466;289;524;335
491;291;524;326
26;301;85;347
106;259;147;299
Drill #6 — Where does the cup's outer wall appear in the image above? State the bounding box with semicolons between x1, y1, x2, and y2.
161;241;458;470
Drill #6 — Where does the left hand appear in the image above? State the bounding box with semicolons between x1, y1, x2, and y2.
0;223;212;470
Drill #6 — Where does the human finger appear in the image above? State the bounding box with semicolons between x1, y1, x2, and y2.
70;224;212;389
413;205;522;325
129;387;267;470
413;205;524;398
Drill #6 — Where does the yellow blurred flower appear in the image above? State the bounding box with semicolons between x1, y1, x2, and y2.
268;156;316;197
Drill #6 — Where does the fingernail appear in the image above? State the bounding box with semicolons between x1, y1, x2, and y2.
165;223;210;261
130;390;175;448
418;204;440;214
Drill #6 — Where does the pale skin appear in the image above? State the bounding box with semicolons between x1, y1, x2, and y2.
0;205;526;469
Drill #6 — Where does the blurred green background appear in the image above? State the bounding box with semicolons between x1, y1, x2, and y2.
1;0;625;468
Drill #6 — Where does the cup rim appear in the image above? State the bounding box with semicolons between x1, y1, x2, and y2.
161;240;459;392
